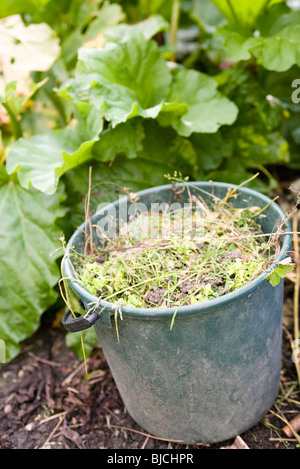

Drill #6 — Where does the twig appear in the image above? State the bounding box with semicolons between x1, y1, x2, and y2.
270;405;300;443
221;435;249;449
40;415;65;449
103;405;122;423
141;436;149;449
292;215;300;386
88;166;93;256
61;362;86;386
215;231;299;241
38;412;67;426
27;352;62;368
104;424;185;443
84;166;93;256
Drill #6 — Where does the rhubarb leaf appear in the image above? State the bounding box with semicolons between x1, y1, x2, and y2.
0;165;65;360
6;105;103;194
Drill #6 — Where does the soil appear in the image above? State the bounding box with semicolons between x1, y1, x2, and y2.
0;282;299;450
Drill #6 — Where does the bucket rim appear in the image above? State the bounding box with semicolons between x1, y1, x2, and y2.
62;181;292;320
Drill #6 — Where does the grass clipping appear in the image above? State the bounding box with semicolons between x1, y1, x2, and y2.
74;183;291;309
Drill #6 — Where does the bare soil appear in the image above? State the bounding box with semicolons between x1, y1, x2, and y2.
0;283;299;450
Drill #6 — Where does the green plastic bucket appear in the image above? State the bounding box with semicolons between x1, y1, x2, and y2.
62;182;292;444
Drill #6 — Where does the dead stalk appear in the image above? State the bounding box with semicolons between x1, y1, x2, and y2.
292;214;300;386
84;166;93;256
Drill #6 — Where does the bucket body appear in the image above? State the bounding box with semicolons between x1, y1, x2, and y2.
62;182;292;444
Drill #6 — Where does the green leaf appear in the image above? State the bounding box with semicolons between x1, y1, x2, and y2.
137;0;170;17
81;2;125;43
104;14;169;43
0;166;65;361
60;33;172;127
167;68;238;136
3;78;48;116
204;158;268;193
6;105;103;194
229;125;290;167
212;64;291;179
64;146;193;229
274;268;288;278
91;120;196;181
61;1;125;64
278;263;295;273
190;132;234;173
248;23;300;72
211;0;284;28
154;101;189;128
266;262;295;287
0;0;52;18
136;120;198;169
64;121;197;230
191;0;224;30
59;32;237;136
65;328;99;360
255;3;299;36
92;118;145;162
262;65;300;108
217;5;300;71
267;271;281;287
216;24;252;62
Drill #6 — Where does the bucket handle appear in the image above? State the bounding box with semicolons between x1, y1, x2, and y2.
62;309;100;333
60;266;103;332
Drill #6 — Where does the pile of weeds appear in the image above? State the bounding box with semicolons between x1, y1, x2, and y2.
69;180;292;309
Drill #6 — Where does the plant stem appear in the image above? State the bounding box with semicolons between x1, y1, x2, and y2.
2;102;22;140
145;0;151;17
0;130;6;164
225;0;240;25
257;164;278;189
169;0;181;62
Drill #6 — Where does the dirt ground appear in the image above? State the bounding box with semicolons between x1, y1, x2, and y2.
0;284;299;450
